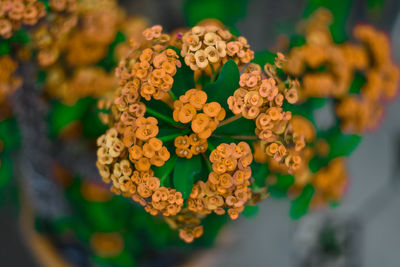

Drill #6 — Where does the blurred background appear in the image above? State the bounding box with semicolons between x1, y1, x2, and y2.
1;0;400;266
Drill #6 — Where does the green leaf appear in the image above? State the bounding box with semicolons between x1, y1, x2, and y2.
173;155;202;199
82;104;108;138
325;128;362;159
250;161;269;188
0;118;20;150
242;205;259;218
92;250;136;267
308;156;329;173
7;29;30;44
290;184;314;219
48;98;93;137
0;42;10;56
268;174;295;198
251;50;276;67
214;116;256;136
0;154;12;188
97;31;127;72
170;58;195;98
153;155;178;187
348;71;366;94
289;34;307;48
183;0;249;30
204;59;240;111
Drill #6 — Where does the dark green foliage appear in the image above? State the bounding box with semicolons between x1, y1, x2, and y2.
268;174;295;198
242;205;259;218
290;184;315;219
251;161;269;189
173;156;202;199
204;59;240;111
183;0;250;33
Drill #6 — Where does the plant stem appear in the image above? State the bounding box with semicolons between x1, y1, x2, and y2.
201;152;213;173
168;90;178;101
146;107;185;129
207;141;216;152
217;114;242;128
212;134;258;140
159;130;190;142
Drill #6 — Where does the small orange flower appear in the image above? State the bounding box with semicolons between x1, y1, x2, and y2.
135;117;159;141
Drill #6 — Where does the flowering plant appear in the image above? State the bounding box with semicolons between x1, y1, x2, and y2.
96;22;307;242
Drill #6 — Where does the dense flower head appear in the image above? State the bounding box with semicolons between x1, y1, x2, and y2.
45;66;116;104
174;134;208;159
0;55;22;103
335;25;399;133
228;57;303;172
284;9;399;134
116;47;181;102
173;89;226;139
96;22;304;243
0;0;46;39
96;127;182;217
311;158;348;207
186;142;253;222
181;24;254;71
33;0;123;68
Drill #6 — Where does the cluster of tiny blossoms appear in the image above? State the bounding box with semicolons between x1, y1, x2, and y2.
41;3;148;104
96;25;186;218
310;158;348;208
97;23;297;243
118;47;180;101
181;24;254;72
0;55;21;103
33;0;122;67
173;88;226;137
174;142;253;243
336;25;399;133
284;9;352;99
228;59;304;172
189;142;253;218
174;134;208;159
96;128;184;217
285;9;399;133
46;66;116;104
0;0;46;39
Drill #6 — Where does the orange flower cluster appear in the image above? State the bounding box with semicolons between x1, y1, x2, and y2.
114;17;149;61
164;209;204;243
181;24;254;71
311;158;347;207
173;89;226;139
97;22;305;243
336;25;399;133
284;10;352;98
96;128;183;217
0;0;46;39
33;0;122;67
179;225;204;243
174;134;208;159
228;60;303;171
90;232;124;258
284;9;399;133
49;0;77;12
45;66;116;104
188;142;253;219
117;46;180;101
255;116;315;176
0;55;22;103
95;26;195;219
